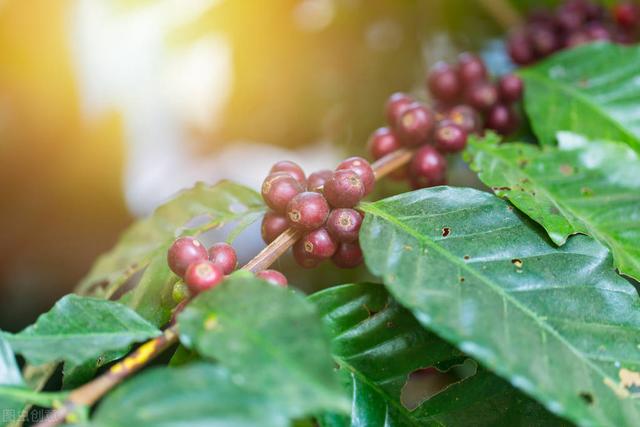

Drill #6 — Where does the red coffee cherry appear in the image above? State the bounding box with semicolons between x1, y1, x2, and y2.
307;169;333;192
457;53;488;86
427;62;462;103
336;157;375;196
293;240;322;268
323;169;365;208
498;74;524;103
385;92;414;128
614;2;640;29
167;237;208;277
326;208;363;243
286;191;330;230
299;228;337;259
368;127;402;159
486;104;519;135
464;82;499;112
395;103;435;147
256;269;288;287
507;31;536;66
184;260;224;294
208;242;237;275
529;24;558;56
409;145;447;189
434;122;468;154
269;160;306;186
447;105;481;134
332;241;364;269
261;172;304;213
261;211;289;244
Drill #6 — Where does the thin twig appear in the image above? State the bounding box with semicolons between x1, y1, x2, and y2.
36;148;413;427
476;0;523;30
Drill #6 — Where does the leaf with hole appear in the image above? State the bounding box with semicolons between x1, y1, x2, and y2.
467;132;640;280
360;187;640;427
178;272;349;417
519;43;640;152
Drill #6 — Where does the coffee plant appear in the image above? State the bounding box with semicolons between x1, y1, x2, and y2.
2;1;640;426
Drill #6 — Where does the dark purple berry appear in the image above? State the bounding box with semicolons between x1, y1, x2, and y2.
261;211;289;244
293;240;321;268
323;169;365;208
332;241;363;269
307;169;333;192
368;127;402;159
299;228;337;259
498;74;524;103
508;31;536;65
256;269;288;287
395;103;435;147
585;23;611;41
326;208;362;243
529;24;559;56
486;104;519;135
434;122;468;153
208;242;237;275
427;62;461;103
261;172;303;213
447;105;481;134
269;160;306;186
385;92;414;128
409;146;447;189
167;237;208;277
457;53;487;86
464;82;498;112
336;157;375;196
286;191;330;230
184;260;224;294
556;8;584;32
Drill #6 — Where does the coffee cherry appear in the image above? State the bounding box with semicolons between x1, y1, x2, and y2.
307;169;333;192
326;208;363;243
293;240;322;268
614;2;640;29
261;211;289;244
336;157;375;196
585;23;611;41
323;169;365;208
529;24;558;56
368;127;401;159
486;104;519;135
457;53;487;86
256;269;288;287
447;105;481;134
508;31;536;65
208;242;237;275
409;145;447;189
498;74;524;103
299;228;337;259
332;241;363;269
434;122;468;153
262;172;303;213
385;92;414;128
427;62;461;103
286;191;330;230
395;103;435;147
556;7;584;32
184;260;224;294
171;282;190;303
167;237;208;277
465;82;498;112
269;160;306;186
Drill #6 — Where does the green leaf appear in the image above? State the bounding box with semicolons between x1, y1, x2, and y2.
178;272;349;417
4;295;160;366
519;43;640;152
92;363;289;427
467;132;640;280
360;187;640;427
76;181;265;298
310;283;568;426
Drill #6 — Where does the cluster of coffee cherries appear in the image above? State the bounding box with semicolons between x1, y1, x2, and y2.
166;237;287;299
261;159;373;269
508;0;640;66
368;53;523;189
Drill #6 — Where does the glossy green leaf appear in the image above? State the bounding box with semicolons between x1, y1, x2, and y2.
3;295;160;366
519;43;640;152
178;272;349;417
76;181;265;298
92;363;288;427
467;132;640;280
310;283;568;427
360;187;640;427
